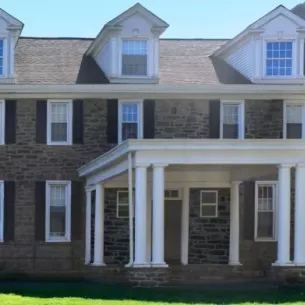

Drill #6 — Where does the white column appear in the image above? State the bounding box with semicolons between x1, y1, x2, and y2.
274;164;292;266
85;187;92;265
229;181;241;266
151;164;167;267
146;184;152;263
181;186;190;265
93;183;106;266
294;163;305;265
134;165;150;267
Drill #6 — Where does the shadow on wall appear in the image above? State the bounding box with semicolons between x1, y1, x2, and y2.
0;282;305;304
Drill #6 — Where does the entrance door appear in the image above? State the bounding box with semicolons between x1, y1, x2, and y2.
165;200;182;264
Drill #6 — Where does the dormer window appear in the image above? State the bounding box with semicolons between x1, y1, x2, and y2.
266;42;293;77
122;40;148;76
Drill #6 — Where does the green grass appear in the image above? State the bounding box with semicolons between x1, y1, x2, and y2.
0;282;304;304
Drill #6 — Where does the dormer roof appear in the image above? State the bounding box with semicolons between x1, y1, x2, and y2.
86;3;169;56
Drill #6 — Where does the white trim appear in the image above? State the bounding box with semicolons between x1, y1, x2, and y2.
220;100;245;139
47;100;72;146
254;181;278;242
118;99;143;144
0;100;5;145
45;180;71;243
181;186;189;265
200;190;218;218
0;181;4;242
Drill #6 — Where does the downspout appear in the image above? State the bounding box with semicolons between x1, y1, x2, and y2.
125;152;134;267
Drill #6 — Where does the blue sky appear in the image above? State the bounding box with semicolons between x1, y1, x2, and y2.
2;0;303;38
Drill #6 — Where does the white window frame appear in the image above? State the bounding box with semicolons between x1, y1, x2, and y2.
0;181;4;242
283;100;305;139
118;99;143;144
0;100;4;145
0;39;5;77
220;100;245;139
119;38;150;78
47;100;72;145
200;190;218;218
46;180;71;243
254;181;278;242
116;190;134;219
263;39;296;78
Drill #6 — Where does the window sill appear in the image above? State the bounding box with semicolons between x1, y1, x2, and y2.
46;238;71;243
254;238;277;242
47;142;72;146
109;76;159;84
253;76;305;85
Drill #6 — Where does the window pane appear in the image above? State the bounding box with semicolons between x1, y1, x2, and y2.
118;205;129;218
50;185;66;206
286;105;302;123
201;191;217;204
257;212;274;238
118;192;128;205
223;104;239;124
265;41;293;76
122;123;138;141
201;205;217;217
51;123;67;142
122;55;147;76
122;104;138;122
287;123;302;139
51;103;68;123
223;124;238;139
50;206;66;237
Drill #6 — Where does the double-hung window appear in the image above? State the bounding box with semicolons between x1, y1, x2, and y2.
266;42;293;77
255;182;277;241
0;40;4;76
200;190;218;218
46;181;71;242
47;100;72;145
284;102;304;139
118;100;143;143
220;101;244;139
116;190;134;218
122;40;148;76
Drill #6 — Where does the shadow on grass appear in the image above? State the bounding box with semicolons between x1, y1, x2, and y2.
0;282;304;304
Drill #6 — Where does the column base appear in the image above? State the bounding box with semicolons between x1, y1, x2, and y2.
228;261;242;266
84;260;90;265
294;262;305;266
272;261;293;267
132;263;151;268
91;262;106;267
151;262;168;268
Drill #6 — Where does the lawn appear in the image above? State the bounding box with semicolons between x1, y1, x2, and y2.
0;282;305;304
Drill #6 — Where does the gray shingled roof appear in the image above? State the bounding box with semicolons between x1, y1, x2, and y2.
14;38;250;85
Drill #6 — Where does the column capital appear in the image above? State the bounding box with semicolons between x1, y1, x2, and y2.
231;181;242;186
85;185;94;192
296;163;305;169
136;163;150;168
152;163;169;168
277;164;294;169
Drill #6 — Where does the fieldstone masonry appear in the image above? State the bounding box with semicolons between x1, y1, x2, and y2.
188;188;230;264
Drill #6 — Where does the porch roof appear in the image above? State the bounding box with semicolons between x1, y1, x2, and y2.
78;139;305;181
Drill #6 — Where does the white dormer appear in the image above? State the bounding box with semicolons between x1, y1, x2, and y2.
0;9;23;83
214;5;305;84
86;3;169;84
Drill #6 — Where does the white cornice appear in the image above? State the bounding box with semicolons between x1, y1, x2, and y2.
78;139;305;177
2;84;305;99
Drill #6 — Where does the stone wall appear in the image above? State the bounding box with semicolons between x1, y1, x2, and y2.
245;99;283;139
0;99;111;272
188;188;230;264
104;188;129;265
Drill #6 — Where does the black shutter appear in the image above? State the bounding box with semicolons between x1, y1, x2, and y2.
209;100;220;139
36;100;47;144
243;181;255;241
4;181;15;242
107;99;118;144
143;100;155;139
272;99;283;139
5;100;16;144
71;181;84;241
35;181;46;241
73;100;84;144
